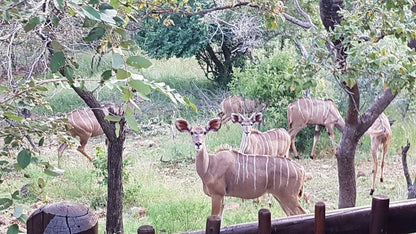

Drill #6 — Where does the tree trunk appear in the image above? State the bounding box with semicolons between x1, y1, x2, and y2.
71;86;125;233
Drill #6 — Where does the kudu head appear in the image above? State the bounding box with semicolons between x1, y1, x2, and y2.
231;112;262;135
175;118;222;151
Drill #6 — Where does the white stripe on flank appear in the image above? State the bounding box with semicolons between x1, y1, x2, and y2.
236;154;241;184
265;156;269;189
292;162;298;181
245;154;249;179
85;109;95;130
279;159;282;188
298;100;306;121
253;156;256;190
286;159;290;187
273;157;276;188
78;110;90;131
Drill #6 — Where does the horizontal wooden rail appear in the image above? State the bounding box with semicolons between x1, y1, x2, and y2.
185;198;416;234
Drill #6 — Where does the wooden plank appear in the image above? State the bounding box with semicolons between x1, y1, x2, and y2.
186;199;416;234
258;209;271;234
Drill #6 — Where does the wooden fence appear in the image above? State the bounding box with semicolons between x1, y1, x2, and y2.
138;195;416;234
26;195;416;234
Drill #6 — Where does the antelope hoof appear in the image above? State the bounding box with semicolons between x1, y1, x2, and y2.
380;178;383;183
370;189;375;196
294;155;301;160
310;155;314;160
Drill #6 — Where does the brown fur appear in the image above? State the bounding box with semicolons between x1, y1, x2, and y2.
218;96;266;124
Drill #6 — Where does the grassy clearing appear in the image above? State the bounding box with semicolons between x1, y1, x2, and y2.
2;56;416;233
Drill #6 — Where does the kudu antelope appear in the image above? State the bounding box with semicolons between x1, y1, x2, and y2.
218;96;267;124
365;112;392;195
231;113;291;157
287;97;345;159
175;118;306;217
57;103;120;164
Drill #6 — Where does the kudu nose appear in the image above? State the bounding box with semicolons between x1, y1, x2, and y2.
195;142;202;149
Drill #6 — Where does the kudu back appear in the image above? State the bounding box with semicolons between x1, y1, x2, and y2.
287;97;345;159
231;112;291;157
218;96;267;124
58;102;120;164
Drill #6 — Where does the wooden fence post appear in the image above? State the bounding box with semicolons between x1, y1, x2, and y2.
314;201;326;234
258;209;271;234
206;215;221;234
26;201;97;234
369;195;389;234
137;225;155;234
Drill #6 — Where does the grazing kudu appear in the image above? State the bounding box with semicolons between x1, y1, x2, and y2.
175;118;306;217
231;112;291;157
287;97;345;159
218;96;267;124
366;112;392;195
58;103;120;164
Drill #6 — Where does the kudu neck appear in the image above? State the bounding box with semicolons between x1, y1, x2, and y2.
195;143;209;178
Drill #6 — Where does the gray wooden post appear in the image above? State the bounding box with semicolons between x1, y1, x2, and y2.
206;215;221;234
314;201;326;234
370;195;389;234
258;209;271;234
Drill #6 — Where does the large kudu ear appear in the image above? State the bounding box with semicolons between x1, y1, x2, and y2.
251;113;263;123
207;118;222;132
231;113;241;123
175;119;191;132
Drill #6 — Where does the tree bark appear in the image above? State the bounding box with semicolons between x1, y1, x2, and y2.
71;86;125;233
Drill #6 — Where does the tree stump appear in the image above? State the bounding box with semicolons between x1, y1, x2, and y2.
27;201;98;234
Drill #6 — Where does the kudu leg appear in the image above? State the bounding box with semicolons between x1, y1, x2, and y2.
380;140;390;183
273;194;306;216
211;195;225;217
289;127;304;159
77;137;93;162
370;140;379;195
57;143;68;167
311;125;321;159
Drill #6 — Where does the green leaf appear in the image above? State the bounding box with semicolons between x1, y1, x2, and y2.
89;0;99;4
125;114;139;132
13;205;23;218
51;15;60;27
105;115;121;122
0;198;13;210
38;178;46;189
64;66;74;83
82;6;101;21
50;52;66;72
128;79;151;95
101;70;113;80
84;27;105;42
44;167;64;176
53;0;65;10
112;53;124;69
184;96;197;112
38;137;44;147
110;0;121;8
116;69;131;80
5;135;14;144
51;41;65;52
6;224;18;234
122;87;134;102
11;190;20;200
23;17;41;32
17;150;31;169
3;112;23;121
126;56;152;69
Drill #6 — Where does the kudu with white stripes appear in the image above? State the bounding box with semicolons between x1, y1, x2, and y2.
287;97;345;159
231;112;291;157
218;96;267;124
365;112;392;195
176;118;306;217
58;103;120;164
